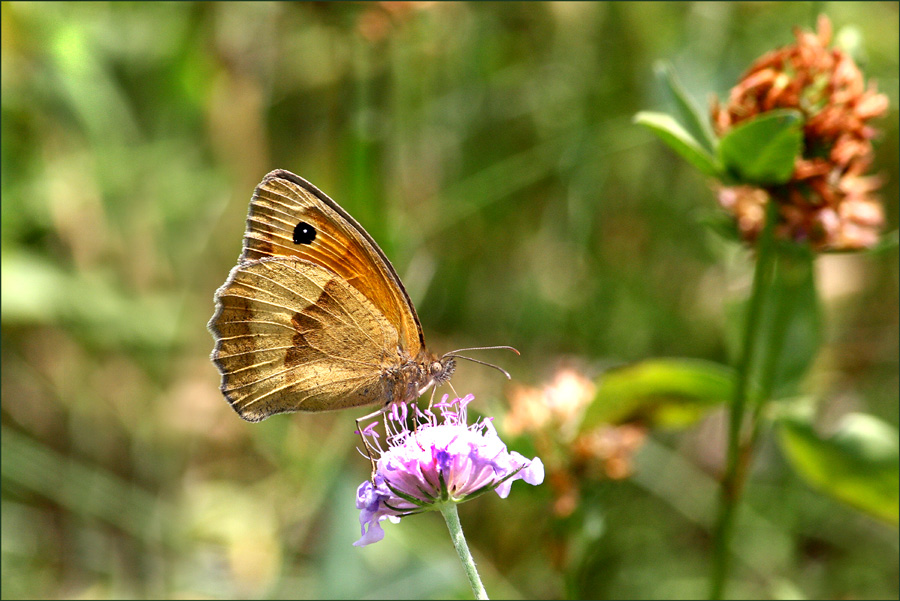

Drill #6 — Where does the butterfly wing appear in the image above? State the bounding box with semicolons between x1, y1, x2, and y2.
209;256;400;421
239;169;424;355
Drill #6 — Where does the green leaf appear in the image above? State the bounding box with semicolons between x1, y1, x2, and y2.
696;209;742;244
718;109;804;185
655;61;717;154
756;245;822;400
777;413;899;525
634;111;722;178
580;358;735;432
724;244;821;401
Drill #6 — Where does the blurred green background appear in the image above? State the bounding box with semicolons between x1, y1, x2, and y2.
2;2;897;599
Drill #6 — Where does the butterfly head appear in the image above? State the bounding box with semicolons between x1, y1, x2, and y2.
408;352;456;400
429;356;456;384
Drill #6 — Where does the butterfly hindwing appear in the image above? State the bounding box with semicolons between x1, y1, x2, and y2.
209;257;399;421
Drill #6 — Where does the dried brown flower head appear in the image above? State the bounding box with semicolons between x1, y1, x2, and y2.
505;366;646;518
505;367;595;438
357;2;436;42
711;15;889;251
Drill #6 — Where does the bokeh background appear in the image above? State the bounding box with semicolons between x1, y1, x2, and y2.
2;2;897;599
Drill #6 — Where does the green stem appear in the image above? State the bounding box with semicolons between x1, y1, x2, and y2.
440;503;489;600
709;200;779;599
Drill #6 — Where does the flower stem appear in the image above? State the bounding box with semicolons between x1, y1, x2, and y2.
440;503;489;600
709;199;779;599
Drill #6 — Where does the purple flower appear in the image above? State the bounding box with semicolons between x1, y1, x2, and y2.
353;394;544;546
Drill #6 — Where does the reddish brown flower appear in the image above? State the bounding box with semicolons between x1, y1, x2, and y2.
357;2;436;42
504;367;646;517
505;368;595;438
711;15;889;251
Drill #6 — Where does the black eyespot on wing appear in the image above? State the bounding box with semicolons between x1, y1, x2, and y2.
293;221;316;245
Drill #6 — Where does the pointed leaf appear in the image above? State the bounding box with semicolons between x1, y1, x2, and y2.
634;111;722;178
580;359;735;432
777;414;899;524
655;61;717;154
718;109;803;185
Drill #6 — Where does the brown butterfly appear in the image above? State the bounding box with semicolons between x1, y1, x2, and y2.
208;169;512;423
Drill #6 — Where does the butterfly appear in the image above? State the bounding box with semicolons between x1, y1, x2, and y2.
208;169;513;423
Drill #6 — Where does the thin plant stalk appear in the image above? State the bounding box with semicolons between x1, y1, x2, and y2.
709;199;780;599
440;503;489;600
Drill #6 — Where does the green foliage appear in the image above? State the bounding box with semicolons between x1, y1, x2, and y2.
636;58;804;188
745;244;822;402
635;103;804;187
718;109;804;185
633;111;722;177
777;413;900;525
1;252;178;350
581;359;734;430
634;59;721;177
655;61;718;155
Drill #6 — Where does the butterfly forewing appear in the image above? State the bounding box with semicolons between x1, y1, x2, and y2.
241;171;424;354
209;257;399;421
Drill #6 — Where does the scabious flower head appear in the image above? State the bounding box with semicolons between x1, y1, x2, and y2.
353;394;544;546
711;14;889;251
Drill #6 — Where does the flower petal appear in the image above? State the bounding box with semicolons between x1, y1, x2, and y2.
354;395;544;545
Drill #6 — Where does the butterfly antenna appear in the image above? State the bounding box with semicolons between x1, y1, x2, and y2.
444;354;513;380
446;345;520;355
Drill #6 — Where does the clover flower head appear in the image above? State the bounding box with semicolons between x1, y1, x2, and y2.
711;14;889;251
353;394;544;546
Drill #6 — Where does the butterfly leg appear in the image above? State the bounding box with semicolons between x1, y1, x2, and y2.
409;398;420;434
355;408;385;483
382;408;391;436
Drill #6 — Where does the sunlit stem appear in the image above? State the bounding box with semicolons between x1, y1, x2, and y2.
709;199;779;600
440;503;488;600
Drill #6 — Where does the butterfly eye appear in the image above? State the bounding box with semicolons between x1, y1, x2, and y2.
432;358;455;383
293;221;317;245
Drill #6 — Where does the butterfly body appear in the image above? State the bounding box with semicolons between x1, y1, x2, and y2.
208;170;454;422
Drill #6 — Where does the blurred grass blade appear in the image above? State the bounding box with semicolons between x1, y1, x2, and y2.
425;134;567;242
655;61;717;154
1;252;179;350
634;111;722;178
0;426;169;544
718;109;803;185
580;358;735;432
777;414;899;525
697;209;742;243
